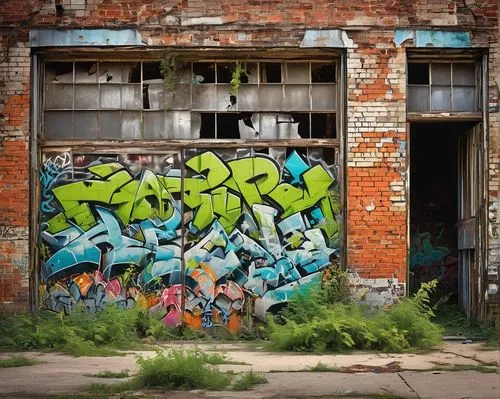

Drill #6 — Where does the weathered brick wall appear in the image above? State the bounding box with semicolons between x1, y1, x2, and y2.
346;32;408;303
0;0;498;312
0;31;31;312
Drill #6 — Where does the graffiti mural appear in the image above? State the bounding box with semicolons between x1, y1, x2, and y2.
39;148;341;331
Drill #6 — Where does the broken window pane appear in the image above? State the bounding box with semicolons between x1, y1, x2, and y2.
45;84;73;109
261;63;282;83
98;62;132;83
238;113;259;139
121;111;141;139
144;81;164;110
453;63;475;85
74;62;98;83
290;113;310;138
192;85;216;110
408;86;430;112
99;111;121;139
283;85;310;111
144;111;165;139
260;85;283;111
193;62;215;84
217;85;234;111
44;111;72;139
258;113;280;139
121;85;142;109
100;85;121;109
311;63;335;83
217;63;235;83
431;63;451;85
312;85;336;111
453;87;476;111
286;63;309;83
408;63;429;85
45;62;73;83
75;85;99;109
237;85;259;111
431;86;451;111
74;111;98;138
311;113;336;139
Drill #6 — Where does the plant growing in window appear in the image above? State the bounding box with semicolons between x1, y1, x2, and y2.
160;53;177;92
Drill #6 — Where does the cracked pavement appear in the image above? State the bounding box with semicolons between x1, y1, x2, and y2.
0;341;498;398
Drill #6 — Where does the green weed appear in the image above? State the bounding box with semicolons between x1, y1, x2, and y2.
232;370;268;391
0;355;40;367
269;280;443;352
134;349;231;390
0;305;145;356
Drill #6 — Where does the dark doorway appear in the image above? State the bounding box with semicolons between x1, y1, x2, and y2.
409;122;478;304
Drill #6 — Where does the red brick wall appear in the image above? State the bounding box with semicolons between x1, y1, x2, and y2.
0;0;498;311
0;32;31;312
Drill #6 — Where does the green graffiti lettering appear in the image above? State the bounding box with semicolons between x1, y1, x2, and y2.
269;165;335;233
227;156;279;207
211;187;242;232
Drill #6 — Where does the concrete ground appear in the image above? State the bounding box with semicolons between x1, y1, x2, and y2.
0;341;498;398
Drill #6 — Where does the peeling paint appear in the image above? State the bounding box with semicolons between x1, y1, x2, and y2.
300;29;352;48
394;29;471;48
29;29;143;47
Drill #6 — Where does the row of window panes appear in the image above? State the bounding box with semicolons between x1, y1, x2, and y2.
408;86;476;112
44;111;336;140
44;83;337;112
408;62;476;86
45;61;336;85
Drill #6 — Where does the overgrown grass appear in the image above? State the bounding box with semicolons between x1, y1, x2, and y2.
0;305;214;357
232;370;268;391
91;349;233;394
85;370;130;378
0;305;146;357
268;279;444;353
0;355;40;367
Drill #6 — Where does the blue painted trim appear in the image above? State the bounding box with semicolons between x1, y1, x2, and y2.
29;29;143;47
394;29;471;48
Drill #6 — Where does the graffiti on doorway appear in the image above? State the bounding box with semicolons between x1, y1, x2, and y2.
39;149;340;331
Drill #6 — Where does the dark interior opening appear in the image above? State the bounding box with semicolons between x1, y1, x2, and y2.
410;122;476;303
408;63;429;85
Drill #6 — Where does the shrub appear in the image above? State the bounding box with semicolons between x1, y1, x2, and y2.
135;350;231;390
268;280;443;352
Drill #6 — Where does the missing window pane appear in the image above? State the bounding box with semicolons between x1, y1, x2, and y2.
216;63;235;83
193;62;215;84
408;63;429;85
311;113;336;139
217;113;240;139
311;63;335;83
199;113;216;139
143;62;162;80
261;63;282;83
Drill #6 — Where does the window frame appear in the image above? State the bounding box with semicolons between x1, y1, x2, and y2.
407;59;481;114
